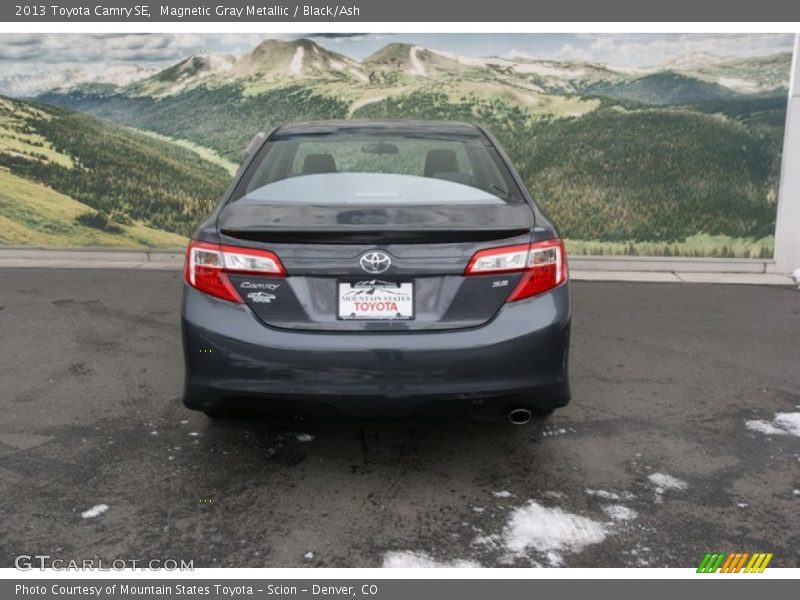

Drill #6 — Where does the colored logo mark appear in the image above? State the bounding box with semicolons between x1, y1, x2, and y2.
697;552;773;573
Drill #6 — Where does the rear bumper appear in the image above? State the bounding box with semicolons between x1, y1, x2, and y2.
181;282;571;418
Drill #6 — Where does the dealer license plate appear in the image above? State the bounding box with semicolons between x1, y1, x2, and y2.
337;280;414;320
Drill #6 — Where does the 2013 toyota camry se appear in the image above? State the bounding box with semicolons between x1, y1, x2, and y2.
181;120;570;423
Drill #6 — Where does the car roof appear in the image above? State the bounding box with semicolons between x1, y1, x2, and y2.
272;120;485;140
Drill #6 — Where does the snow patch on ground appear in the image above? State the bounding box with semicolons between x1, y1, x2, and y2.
624;544;653;566
746;412;800;437
81;504;109;519
500;501;608;562
647;473;688;491
586;488;636;502
289;47;304;75
792;269;800;287
410;489;639;567
541;427;568;437
304;552;314;560
409;46;427;77
383;551;479;568
746;419;786;435
601;505;638;522
648;473;687;503
774;413;800;436
329;60;344;71
544;551;564;566
295;433;314;443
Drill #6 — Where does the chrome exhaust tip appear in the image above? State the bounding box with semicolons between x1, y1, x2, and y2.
508;408;532;425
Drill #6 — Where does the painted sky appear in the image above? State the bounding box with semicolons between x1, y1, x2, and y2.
0;33;794;78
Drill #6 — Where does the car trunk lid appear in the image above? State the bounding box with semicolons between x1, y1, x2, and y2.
218;200;534;332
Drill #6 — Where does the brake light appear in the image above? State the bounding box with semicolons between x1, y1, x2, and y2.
465;239;567;301
184;240;285;303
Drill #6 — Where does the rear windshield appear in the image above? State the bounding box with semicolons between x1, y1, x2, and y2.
229;131;525;205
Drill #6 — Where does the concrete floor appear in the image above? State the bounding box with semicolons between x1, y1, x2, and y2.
0;269;798;568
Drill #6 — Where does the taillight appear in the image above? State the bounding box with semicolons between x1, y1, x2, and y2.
184;240;285;303
465;239;567;301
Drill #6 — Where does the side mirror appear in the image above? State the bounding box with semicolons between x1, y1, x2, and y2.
243;132;265;160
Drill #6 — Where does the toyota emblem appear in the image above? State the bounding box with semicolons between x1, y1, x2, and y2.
359;251;391;274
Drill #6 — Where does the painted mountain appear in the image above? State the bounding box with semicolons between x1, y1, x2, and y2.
2;37;792;255
0;95;231;246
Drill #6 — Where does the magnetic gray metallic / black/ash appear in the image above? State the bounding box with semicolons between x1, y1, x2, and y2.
181;120;571;421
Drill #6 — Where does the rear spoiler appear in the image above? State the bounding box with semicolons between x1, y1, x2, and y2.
218;202;534;244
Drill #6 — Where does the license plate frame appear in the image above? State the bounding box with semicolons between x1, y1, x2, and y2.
336;280;415;321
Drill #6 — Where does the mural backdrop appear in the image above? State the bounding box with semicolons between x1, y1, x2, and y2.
0;33;793;256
